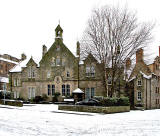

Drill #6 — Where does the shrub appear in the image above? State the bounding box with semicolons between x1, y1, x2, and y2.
100;97;118;106
34;96;43;103
52;92;61;102
0;91;11;99
99;97;130;106
117;97;130;106
93;96;104;101
42;94;48;101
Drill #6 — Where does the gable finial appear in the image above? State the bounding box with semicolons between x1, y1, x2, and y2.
59;20;60;25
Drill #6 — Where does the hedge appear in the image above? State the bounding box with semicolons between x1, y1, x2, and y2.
97;97;130;106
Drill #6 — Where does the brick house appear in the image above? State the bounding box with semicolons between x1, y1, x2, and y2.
0;54;25;90
9;25;104;100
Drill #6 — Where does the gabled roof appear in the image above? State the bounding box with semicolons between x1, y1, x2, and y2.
9;57;39;73
83;53;98;64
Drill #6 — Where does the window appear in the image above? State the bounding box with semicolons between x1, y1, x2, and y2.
51;57;55;66
86;66;95;77
28;66;36;78
137;79;142;86
86;67;90;77
56;57;61;66
48;85;51;95
85;88;90;99
52;85;55;96
91;88;95;98
67;71;70;77
62;59;65;66
13;79;20;87
90;66;95;77
108;75;112;85
14;91;19;99
14;79;17;86
156;99;159;104
56;46;60;51
62;85;65;96
66;84;70;96
47;71;51;78
137;91;142;101
28;87;35;99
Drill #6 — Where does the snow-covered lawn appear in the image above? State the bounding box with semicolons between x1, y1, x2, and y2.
0;104;160;136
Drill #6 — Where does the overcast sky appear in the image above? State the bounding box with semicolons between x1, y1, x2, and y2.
0;0;160;62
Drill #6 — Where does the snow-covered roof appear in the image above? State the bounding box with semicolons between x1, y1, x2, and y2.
9;57;39;73
79;60;84;65
0;57;19;64
140;71;152;79
0;77;9;83
128;76;136;82
72;88;84;93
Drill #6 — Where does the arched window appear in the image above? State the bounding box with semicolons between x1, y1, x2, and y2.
66;84;70;96
67;71;70;77
56;57;61;66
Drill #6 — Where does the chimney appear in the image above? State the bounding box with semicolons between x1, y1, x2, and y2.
126;58;131;70
136;48;143;63
42;45;47;57
21;53;26;61
76;41;80;56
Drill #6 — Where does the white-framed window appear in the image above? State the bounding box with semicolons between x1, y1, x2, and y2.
28;66;36;78
13;79;20;87
28;87;35;99
137;79;142;86
14;91;19;99
137;91;142;101
86;66;95;77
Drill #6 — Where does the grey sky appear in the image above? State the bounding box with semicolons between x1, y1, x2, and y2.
0;0;159;62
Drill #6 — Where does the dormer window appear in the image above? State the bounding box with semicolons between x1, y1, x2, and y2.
137;79;142;86
28;66;36;78
86;66;95;77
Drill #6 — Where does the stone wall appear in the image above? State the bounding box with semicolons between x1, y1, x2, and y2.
58;105;130;114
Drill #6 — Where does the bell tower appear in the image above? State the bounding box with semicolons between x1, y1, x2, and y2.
55;24;63;39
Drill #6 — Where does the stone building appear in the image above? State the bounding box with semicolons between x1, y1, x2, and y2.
0;54;25;90
127;48;160;109
9;25;104;100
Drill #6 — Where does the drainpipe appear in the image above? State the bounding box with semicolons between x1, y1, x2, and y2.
150;79;151;109
146;79;147;109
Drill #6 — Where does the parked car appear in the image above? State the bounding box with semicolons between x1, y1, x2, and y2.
75;98;100;106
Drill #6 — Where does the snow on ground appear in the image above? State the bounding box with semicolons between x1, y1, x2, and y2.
0;104;160;136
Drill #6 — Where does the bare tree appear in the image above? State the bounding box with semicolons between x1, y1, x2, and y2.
80;5;154;97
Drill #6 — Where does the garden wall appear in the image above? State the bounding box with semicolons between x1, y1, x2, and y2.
0;99;23;107
58;105;130;114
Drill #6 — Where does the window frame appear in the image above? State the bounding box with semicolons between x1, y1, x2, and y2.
137;91;142;101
